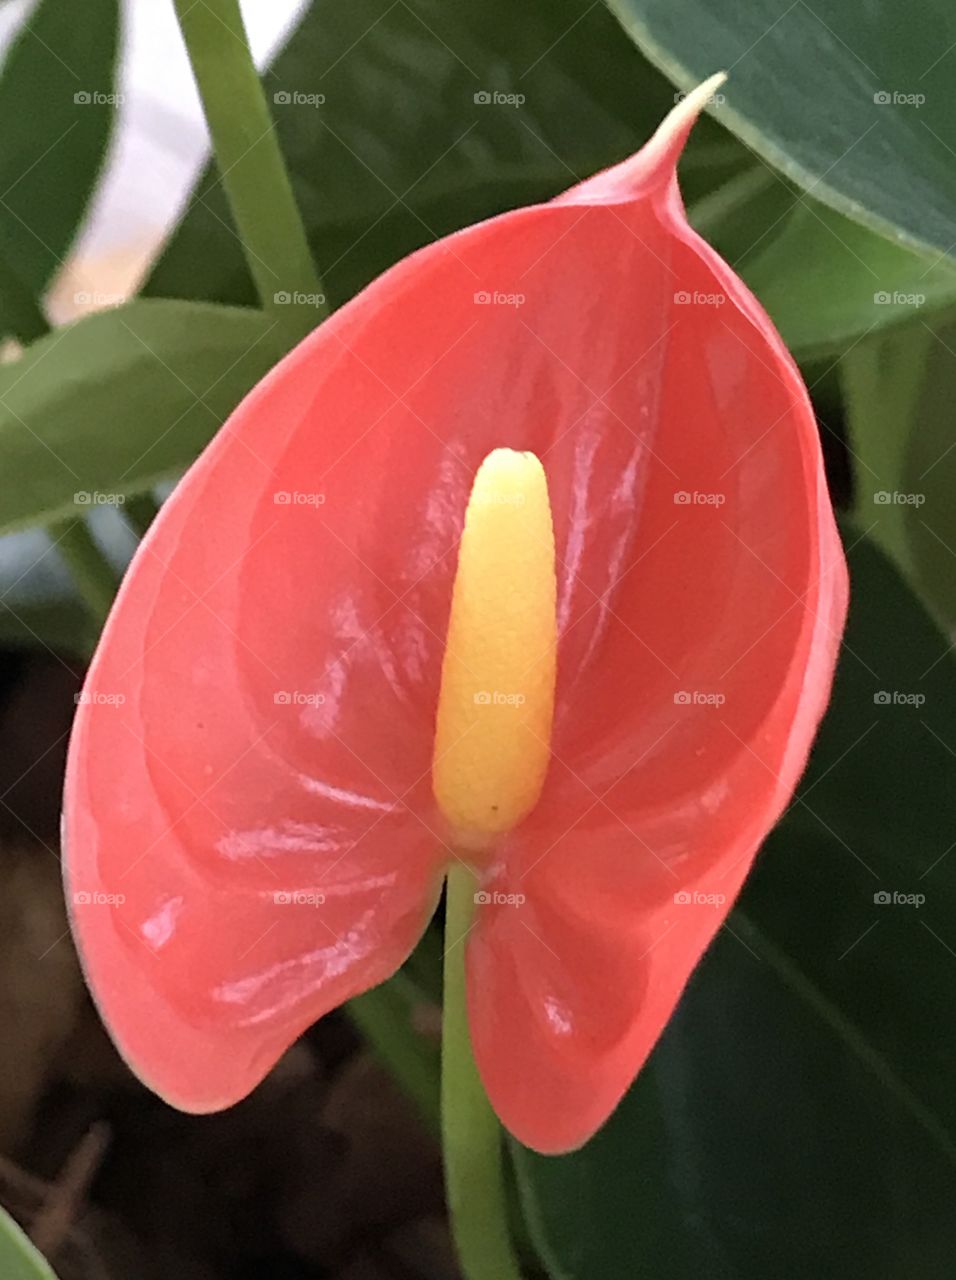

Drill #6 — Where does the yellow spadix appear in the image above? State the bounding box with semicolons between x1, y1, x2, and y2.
432;449;557;846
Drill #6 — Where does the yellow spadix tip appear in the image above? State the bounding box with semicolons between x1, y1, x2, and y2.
432;448;557;847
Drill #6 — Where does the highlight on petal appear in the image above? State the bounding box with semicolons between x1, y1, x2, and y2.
463;86;847;1153
63;76;847;1144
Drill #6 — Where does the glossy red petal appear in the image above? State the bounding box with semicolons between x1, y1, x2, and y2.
64;178;685;1105
464;102;847;1151
64;81;846;1134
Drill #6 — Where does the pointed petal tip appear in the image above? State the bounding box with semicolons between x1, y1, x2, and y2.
557;71;728;207
643;70;728;171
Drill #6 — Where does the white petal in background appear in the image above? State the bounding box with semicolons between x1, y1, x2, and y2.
0;0;307;317
0;1;306;608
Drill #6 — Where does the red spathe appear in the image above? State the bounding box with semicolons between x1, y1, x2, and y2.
63;83;848;1154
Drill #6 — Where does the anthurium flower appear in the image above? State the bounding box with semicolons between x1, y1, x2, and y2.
64;76;847;1155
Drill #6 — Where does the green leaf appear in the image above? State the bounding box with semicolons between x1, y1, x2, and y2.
688;163;799;269
0;300;282;536
514;535;956;1279
0;0;121;330
0;1206;58;1280
0;254;52;346
147;0;750;310
742;204;956;358
844;318;956;629
606;0;956;260
0;527;94;653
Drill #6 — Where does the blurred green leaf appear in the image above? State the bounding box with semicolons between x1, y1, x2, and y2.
689;164;799;269
0;300;281;535
0;1206;58;1279
844;318;956;629
743;204;956;358
0;254;51;346
606;0;956;260
0;527;93;653
0;501;142;653
0;0;121;335
515;535;956;1279
147;0;750;310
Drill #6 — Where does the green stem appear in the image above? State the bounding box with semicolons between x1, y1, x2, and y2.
347;980;440;1137
172;0;326;338
123;491;162;539
50;518;119;627
442;863;523;1280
